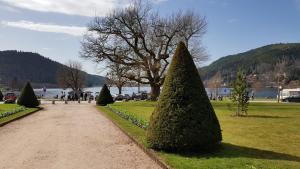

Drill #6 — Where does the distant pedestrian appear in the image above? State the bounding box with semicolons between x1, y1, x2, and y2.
84;93;88;101
80;92;84;101
42;86;47;98
251;91;255;101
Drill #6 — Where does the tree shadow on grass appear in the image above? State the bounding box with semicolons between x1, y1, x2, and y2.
245;115;291;119
176;143;300;162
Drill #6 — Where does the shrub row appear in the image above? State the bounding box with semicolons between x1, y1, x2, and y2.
107;105;149;129
0;106;27;119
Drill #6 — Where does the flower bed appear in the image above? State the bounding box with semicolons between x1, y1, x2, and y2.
0;106;27;119
107;105;149;129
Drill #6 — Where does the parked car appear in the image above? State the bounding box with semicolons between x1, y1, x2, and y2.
114;94;124;101
123;94;131;101
132;92;148;100
4;93;17;104
89;95;94;100
282;96;300;102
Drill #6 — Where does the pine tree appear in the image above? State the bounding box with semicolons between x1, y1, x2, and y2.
230;70;249;116
17;82;40;107
146;42;222;152
96;84;114;106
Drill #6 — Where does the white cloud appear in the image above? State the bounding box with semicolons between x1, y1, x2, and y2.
151;0;168;4
0;0;130;17
1;20;86;37
0;4;21;13
0;0;167;17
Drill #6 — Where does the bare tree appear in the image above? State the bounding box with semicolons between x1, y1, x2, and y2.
207;72;222;98
81;1;207;100
106;62;130;94
57;61;86;98
251;80;264;92
274;57;288;103
10;77;21;90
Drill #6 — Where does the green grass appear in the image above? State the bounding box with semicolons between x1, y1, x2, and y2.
99;101;300;169
0;104;20;114
0;104;39;125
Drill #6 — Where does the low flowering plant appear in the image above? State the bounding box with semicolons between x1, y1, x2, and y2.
107;105;149;129
0;106;27;119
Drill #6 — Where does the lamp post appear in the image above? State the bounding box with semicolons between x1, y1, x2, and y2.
277;85;282;103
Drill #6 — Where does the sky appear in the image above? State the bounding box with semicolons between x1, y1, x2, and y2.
0;0;300;75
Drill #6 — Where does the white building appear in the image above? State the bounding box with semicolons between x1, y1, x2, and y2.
280;88;300;99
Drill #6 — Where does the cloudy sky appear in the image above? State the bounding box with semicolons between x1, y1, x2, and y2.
0;0;300;75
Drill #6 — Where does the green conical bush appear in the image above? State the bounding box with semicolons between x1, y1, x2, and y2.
97;84;114;106
17;82;40;107
146;42;222;152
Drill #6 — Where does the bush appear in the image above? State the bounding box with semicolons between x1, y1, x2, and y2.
230;70;250;116
17;82;40;108
0;90;3;101
146;42;222;152
97;84;114;106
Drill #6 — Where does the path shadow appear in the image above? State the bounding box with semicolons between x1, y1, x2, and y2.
176;143;300;162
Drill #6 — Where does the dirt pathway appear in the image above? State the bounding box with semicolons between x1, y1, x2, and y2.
0;102;161;169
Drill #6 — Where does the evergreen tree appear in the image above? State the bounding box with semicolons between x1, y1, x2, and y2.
0;90;3;101
97;84;114;106
17;82;40;107
230;70;249;116
146;42;222;152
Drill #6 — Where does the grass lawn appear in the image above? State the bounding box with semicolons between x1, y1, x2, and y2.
0;104;39;125
99;101;300;169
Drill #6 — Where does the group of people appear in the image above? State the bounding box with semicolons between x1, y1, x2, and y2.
209;94;224;101
53;91;95;101
208;92;255;101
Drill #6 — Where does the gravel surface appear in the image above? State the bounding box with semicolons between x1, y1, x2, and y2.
0;102;161;169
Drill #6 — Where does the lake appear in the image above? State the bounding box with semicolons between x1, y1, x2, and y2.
34;86;151;98
34;86;278;99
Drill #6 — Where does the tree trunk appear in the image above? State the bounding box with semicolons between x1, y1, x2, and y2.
277;78;280;103
118;86;122;95
237;104;240;116
150;84;160;101
138;82;140;93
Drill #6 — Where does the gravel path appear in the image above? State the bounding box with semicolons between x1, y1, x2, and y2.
0;102;161;169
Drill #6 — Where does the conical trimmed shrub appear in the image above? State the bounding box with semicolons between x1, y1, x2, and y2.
17;82;40;107
97;84;114;106
146;42;222;152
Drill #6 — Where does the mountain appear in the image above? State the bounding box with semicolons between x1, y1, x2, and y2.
199;43;300;87
0;50;106;88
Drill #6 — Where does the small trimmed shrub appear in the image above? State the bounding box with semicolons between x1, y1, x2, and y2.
17;82;40;108
0;90;3;101
147;42;222;152
97;84;114;106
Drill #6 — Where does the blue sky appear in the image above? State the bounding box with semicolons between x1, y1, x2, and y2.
0;0;299;75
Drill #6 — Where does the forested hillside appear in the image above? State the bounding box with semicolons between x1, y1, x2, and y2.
200;43;300;87
0;50;105;88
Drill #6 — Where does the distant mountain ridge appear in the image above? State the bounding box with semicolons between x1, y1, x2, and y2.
0;50;105;88
200;43;300;87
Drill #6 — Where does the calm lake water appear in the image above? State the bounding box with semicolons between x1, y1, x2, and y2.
34;87;151;98
34;86;278;99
